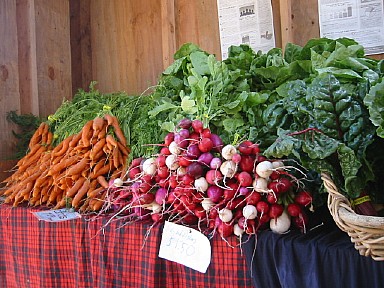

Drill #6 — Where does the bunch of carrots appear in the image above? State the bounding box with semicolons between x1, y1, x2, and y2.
0;114;129;212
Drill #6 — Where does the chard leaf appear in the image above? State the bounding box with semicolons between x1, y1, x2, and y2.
181;96;198;114
364;79;384;137
190;51;211;75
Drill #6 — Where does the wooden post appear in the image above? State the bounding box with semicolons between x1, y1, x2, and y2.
161;0;176;70
279;0;293;49
16;0;39;115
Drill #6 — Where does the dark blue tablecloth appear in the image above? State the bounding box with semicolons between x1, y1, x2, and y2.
243;211;384;288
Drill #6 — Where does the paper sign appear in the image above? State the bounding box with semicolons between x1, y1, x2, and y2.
32;208;81;222
158;221;211;273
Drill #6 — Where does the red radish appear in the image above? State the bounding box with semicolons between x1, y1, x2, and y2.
295;191;313;207
266;192;278;204
238;140;254;155
186;162;204;178
169;175;178;189
192;119;204;133
210;157;222;169
194;205;207;219
181;174;195;186
239;187;250;196
210;134;224;152
269;203;284;221
178;154;193;167
293;211;309;233
189;132;200;142
164;132;175;146
256;201;270;214
201;128;211;138
178;128;190;139
156;155;166;167
205;169;223;185
187;144;201;158
232;153;241;164
128;167;141;179
287;203;302;217
223;188;236;201
198;137;213;152
157;166;169;179
269;170;280;180
226;196;246;210
246;191;261;205
160;146;171;155
237;171;253;187
198;152;214;166
182;213;198;225
207;185;224;203
174;134;188;149
151;213;165;223
155;187;168;205
271;177;292;194
239;155;255;173
218;220;234;238
178;118;192;129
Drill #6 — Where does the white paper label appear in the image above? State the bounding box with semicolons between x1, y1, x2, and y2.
32;208;81;222
158;221;211;273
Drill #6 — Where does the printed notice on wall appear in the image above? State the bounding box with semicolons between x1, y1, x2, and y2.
216;0;275;59
318;0;384;55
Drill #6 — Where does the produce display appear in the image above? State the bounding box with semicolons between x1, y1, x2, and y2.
1;37;383;240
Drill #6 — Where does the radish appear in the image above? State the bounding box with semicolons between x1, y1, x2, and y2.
155;187;168;205
256;201;270;215
233;223;244;237
269;203;284;221
221;144;237;160
218;221;234;238
238;140;254;155
218;208;233;222
194;177;209;192
237;171;253;187
207;185;224;203
187;144;201;158
239;155;255;173
113;178;124;187
255;160;274;178
252;177;268;192
165;154;179;170
142;158;157;175
210;133;224;152
164;132;175;146
246;191;262;205
295;191;313;207
178;118;192;129
220;160;237;178
198;152;214;166
243;204;257;219
210;157;222;169
198;137;213;152
186;162;204;178
287;203;302;217
205;169;223;185
169;141;181;155
191;119;204;133
202;197;215;211
269;210;291;234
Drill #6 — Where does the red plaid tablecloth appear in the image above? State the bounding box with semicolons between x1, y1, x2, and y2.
0;205;254;288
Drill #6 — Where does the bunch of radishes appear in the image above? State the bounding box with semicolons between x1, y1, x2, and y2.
102;118;314;240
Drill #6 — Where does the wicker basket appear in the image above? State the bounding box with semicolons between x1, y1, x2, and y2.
321;173;384;261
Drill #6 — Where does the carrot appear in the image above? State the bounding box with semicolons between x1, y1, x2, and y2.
81;120;94;147
112;147;121;169
69;132;82;148
18;146;46;172
90;138;106;160
90;163;111;179
49;156;79;175
28;123;45;149
104;114;115;127
97;175;109;189
87;186;105;198
66;177;86;198
117;142;129;157
52;135;73;158
71;179;90;208
93;117;105;132
97;126;107;140
66;157;89;176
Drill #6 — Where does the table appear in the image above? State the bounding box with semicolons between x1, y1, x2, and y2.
0;204;253;288
243;219;384;288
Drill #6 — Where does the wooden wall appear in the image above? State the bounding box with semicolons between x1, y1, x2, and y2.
1;0;383;168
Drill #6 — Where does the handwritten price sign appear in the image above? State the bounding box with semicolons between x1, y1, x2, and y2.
32;208;81;222
158;221;211;273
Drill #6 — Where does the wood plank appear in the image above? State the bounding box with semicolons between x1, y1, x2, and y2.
161;0;176;70
16;0;39;115
0;0;21;160
70;0;92;94
278;0;293;49
291;0;319;46
90;0;163;95
175;0;221;58
34;0;72;117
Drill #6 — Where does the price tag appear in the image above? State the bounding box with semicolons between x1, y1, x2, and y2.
32;208;81;222
158;221;211;273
